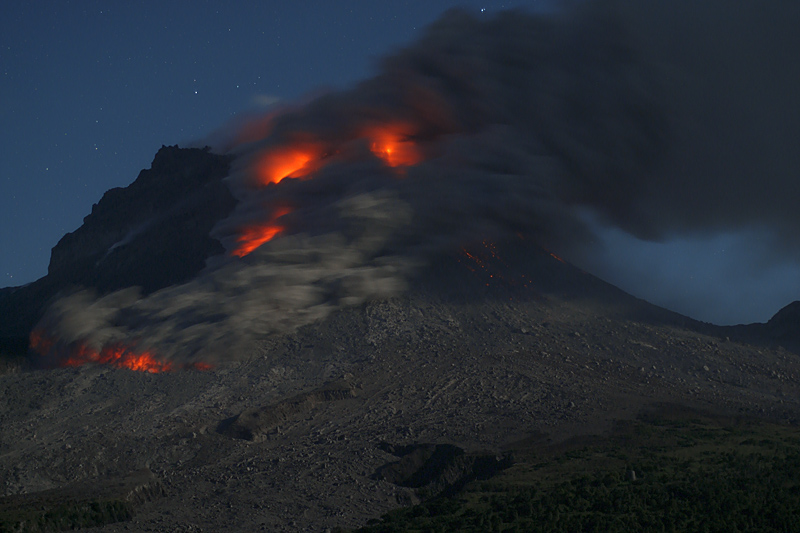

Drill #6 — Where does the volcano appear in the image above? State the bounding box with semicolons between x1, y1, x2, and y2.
1;143;799;531
2;2;800;531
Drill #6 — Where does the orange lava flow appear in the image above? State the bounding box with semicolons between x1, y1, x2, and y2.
49;340;174;373
255;144;321;185
233;121;428;256
251;122;424;187
231;206;293;257
29;329;211;373
98;344;174;372
366;124;422;168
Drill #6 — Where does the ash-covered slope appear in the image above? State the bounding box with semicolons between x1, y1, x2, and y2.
0;146;235;345
2;246;800;532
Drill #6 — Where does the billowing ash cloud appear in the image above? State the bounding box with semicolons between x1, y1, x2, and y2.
599;0;800;247
34;0;800;366
34;192;415;366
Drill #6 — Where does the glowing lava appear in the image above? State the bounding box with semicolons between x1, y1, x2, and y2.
233;121;426;257
366;123;423;168
255;144;321;185
30;329;210;373
253;123;422;186
96;344;174;372
458;241;536;293
460;241;508;286
231;206;293;257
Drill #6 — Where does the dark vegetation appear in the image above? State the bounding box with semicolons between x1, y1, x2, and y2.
0;499;131;532
0;470;160;532
351;413;800;532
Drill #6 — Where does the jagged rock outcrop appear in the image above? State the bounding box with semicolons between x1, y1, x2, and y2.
47;145;235;293
0;145;236;348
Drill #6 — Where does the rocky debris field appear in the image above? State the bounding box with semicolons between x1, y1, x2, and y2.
2;258;800;531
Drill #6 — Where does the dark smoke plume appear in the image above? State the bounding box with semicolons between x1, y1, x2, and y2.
35;0;800;365
601;0;800;247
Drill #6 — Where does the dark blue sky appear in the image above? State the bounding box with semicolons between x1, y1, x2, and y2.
2;0;799;326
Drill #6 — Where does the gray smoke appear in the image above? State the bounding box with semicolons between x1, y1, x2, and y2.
599;0;800;247
36;0;800;364
35;192;414;364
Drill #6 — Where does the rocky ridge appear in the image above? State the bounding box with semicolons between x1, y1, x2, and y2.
0;145;234;345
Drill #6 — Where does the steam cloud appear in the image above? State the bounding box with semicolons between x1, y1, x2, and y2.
35;0;800;365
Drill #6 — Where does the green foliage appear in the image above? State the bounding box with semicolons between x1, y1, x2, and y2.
351;417;800;533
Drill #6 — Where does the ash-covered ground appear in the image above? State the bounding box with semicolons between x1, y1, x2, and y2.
2;246;799;532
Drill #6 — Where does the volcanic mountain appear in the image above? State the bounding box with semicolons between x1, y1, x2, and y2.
2;1;800;531
1;142;799;531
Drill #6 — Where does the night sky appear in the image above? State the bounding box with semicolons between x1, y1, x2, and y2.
1;1;549;283
2;0;799;326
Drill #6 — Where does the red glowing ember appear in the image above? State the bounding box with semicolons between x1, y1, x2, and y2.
458;241;538;294
255;144;321;185
30;329;211;373
252;122;422;186
231;206;293;257
366;123;423;168
96;344;174;372
232;120;428;257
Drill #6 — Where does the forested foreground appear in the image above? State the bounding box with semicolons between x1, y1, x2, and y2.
349;413;800;533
